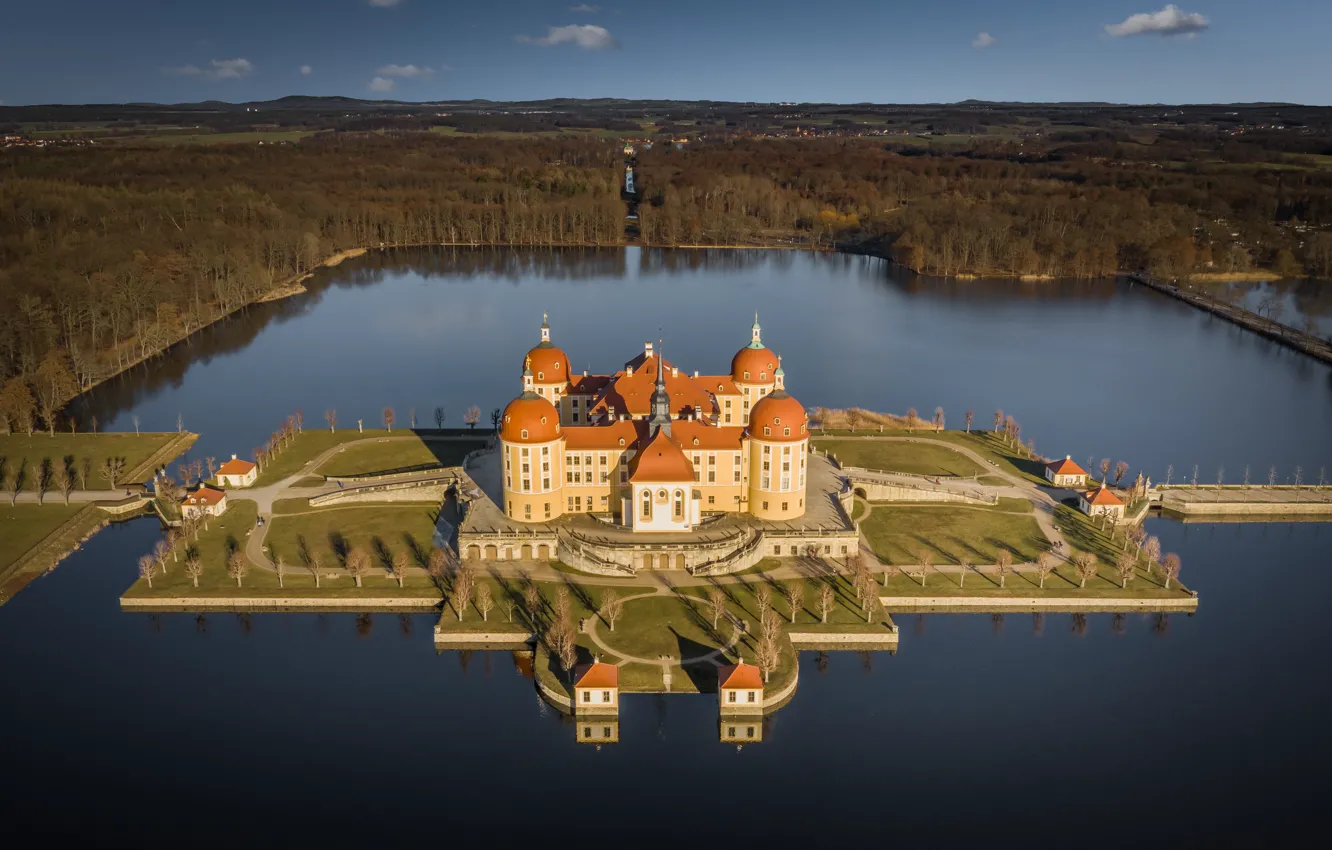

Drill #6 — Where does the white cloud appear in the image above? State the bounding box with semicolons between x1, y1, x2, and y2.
375;63;435;78
299;64;313;76
1106;5;1209;38
569;4;600;11
516;24;618;50
972;31;996;49
161;58;253;80
367;76;396;92
368;0;403;7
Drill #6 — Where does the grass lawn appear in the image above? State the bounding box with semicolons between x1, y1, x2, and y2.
0;503;87;570
861;503;1048;565
0;432;181;489
819;439;984;477
813;429;1051;486
1054;503;1139;565
250;430;394;485
263;504;440;573
850;498;868;521
316;437;485;477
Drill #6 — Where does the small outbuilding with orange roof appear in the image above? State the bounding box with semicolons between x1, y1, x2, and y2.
216;454;257;488
573;660;620;714
717;661;764;713
1045;455;1088;488
1078;485;1125;521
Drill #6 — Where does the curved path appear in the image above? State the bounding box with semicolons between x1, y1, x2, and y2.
584;589;741;667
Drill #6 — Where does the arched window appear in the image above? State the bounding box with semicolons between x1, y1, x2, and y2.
641;490;652;520
538;371;545;380
674;490;684;519
554;362;560;369
540;416;547;424
783;427;791;436
520;429;529;439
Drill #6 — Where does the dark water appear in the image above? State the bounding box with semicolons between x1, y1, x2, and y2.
7;248;1332;844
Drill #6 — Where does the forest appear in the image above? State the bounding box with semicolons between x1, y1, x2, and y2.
1;124;1330;432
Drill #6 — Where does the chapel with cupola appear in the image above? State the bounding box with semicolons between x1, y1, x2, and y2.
497;315;809;531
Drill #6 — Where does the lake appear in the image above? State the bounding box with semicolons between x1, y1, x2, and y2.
5;248;1331;844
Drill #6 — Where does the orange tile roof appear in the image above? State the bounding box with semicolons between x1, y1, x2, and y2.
671;420;745;450
629;430;696;483
1046;456;1087;476
562;420;645;449
183;486;226;506
1082;486;1124;506
718;663;764;690
590;354;716;419
574;661;619;689
568;374;612;396
217;457;256;475
696;375;740;395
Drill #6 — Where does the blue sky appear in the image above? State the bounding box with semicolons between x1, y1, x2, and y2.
1;1;1327;106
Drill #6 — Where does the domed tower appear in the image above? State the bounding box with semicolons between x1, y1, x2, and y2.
499;388;565;524
730;314;778;427
523;313;571;413
745;359;808;522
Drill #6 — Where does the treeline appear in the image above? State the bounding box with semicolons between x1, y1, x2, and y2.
634;137;1332;279
0;134;624;430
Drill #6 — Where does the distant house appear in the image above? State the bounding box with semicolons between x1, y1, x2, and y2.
181;486;228;519
216;454;257;488
1045;455;1089;487
573;660;619;714
1078;486;1125;521
717;662;764;713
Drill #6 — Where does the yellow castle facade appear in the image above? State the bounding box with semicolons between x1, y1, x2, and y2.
497;316;809;532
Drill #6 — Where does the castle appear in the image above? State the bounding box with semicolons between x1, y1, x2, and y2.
497;315;809;532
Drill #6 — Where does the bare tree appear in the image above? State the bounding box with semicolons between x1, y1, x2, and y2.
523;582;543;624
503;597;516;623
933;406;944;432
452;564;476;621
1074;553;1098;589
153;539;170;575
1162;553;1182;590
964;409;974;434
911;550;933;587
1191;464;1199;488
755;634;779;684
1114;461;1129;488
1143;536;1161;572
227;552;248;588
1243;465;1251;486
755;583;773;619
308;551;322;588
1116;553;1135;589
138;555;155;588
1165;464;1174;487
706;586;727;629
1216;466;1225;489
54;462;72;504
275;554;286;589
474;583;494;622
1099;458;1111;485
35;459;49;504
391;551;410;588
383;407;395;432
434;406;446;429
346;547;371;588
78;457;90;490
600;589;624;632
294;410;304;433
1268;465;1277;488
818;582;834;623
994;550;1012;588
409;407;416;429
783;580;805;624
1294;466;1303;487
324;409;337;433
185;553;203;588
464;405;481;430
993;409;1003;433
1034;552;1056;589
554;586;572;625
862;590;883;624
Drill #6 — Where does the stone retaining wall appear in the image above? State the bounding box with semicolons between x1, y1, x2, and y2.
879;595;1199;612
852;477;997;505
433;630;535;644
762;659;799;711
310;478;455;506
789;630;899;648
1161;498;1332;516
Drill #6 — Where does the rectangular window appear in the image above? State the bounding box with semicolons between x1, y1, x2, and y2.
541;446;548;456
582;691;590;703
576;496;582;509
762;476;770;489
725;414;732;423
782;462;790;472
603;726;611;737
763;461;770;471
773;545;782;555
522;463;531;474
566;471;574;483
524;504;531;519
542;478;550;490
602;690;611;702
781;476;790;490
521;448;529;457
522;479;531;492
763;445;770;456
584;727;592;738
747;691;755;703
762;501;769;510
734;470;741;483
707;471;716;483
708;495;715;505
568;497;574;510
725;399;732;408
601;472;610;483
585;455;592;467
544;502;551;518
599;453;607;467
781;501;788;511
728;727;736;738
728;691;736;703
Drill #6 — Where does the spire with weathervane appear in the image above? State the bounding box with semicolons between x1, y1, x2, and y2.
540;312;551;344
648;340;672;437
749;312;763;349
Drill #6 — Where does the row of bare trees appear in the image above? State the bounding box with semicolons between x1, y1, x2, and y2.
0;454;126;504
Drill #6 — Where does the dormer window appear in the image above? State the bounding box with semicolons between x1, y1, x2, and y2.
744;371;750;380
618;438;626;446
521;429;529;439
693;438;699;446
760;372;766;380
783;427;791;436
537;372;545;380
763;426;771;436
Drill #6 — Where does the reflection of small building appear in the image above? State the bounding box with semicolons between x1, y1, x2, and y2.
720;719;763;744
577;720;620;745
1079;485;1125;521
717;662;763;713
1045;455;1088;487
182;486;228;519
573;660;619;714
216;454;257;488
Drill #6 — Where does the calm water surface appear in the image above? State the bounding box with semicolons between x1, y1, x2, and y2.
5;249;1331;844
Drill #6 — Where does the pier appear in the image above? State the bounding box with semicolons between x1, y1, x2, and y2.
1154;485;1332;517
1127;273;1332;365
